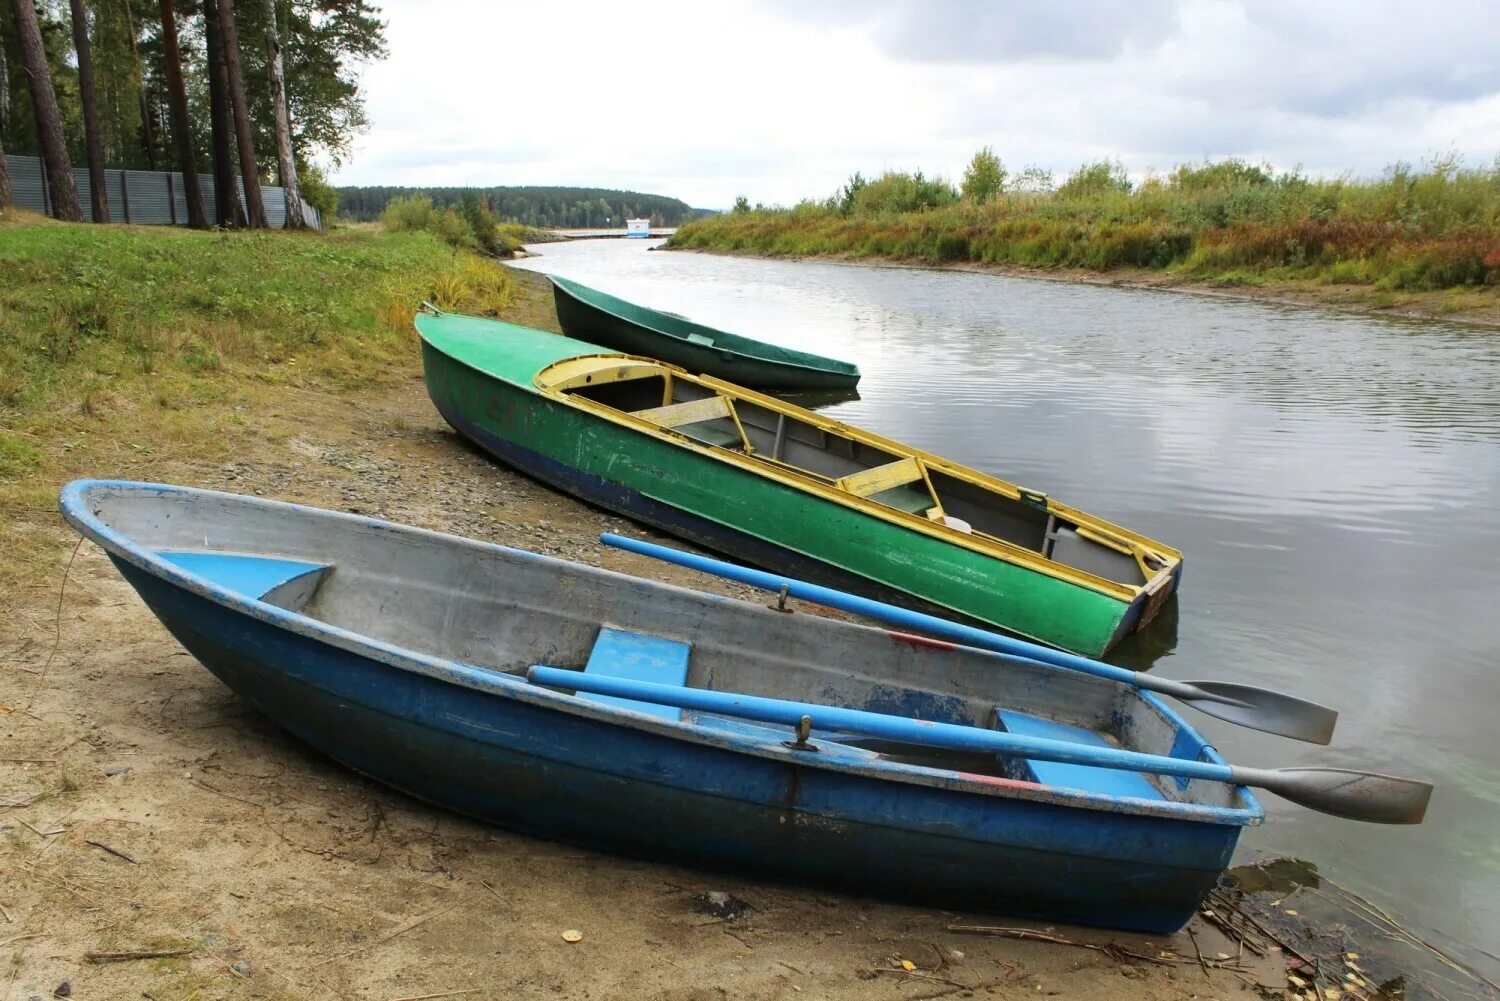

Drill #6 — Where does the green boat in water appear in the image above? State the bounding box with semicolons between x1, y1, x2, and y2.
550;275;861;391
417;311;1182;657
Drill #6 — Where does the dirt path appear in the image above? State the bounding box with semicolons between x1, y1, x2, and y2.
1;280;1281;1000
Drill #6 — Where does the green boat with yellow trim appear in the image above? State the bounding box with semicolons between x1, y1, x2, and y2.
416;310;1183;657
550;275;861;392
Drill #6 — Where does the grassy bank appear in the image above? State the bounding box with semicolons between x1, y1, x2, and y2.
0;213;521;600
670;158;1500;318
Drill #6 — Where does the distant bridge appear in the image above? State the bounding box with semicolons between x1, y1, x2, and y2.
549;228;677;240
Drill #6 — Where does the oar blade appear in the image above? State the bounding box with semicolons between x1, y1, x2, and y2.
1240;767;1433;824
1178;681;1338;745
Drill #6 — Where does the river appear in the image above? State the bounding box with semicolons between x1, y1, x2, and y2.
510;238;1500;986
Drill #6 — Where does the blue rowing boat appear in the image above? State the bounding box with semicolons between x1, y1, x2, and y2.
61;479;1262;932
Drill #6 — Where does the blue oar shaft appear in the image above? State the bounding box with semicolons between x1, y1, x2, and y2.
599;533;1136;684
529;666;1234;785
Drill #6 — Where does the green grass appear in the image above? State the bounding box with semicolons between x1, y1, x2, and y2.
673;158;1500;292
0;214;519;600
0;215;515;410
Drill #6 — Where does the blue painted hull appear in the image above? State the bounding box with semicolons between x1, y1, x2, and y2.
112;554;1241;932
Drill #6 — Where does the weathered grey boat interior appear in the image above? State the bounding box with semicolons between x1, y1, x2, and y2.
82;483;1239;814
565;370;1163;588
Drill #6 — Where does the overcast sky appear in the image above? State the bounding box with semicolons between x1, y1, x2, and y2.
330;0;1500;209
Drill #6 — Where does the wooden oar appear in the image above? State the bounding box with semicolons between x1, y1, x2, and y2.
600;534;1337;745
528;667;1430;824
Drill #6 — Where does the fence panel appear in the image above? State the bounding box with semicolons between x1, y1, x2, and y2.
8;155;47;214
104;170;128;222
262;185;288;227
2;152;321;230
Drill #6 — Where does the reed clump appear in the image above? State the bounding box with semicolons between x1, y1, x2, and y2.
674;156;1500;293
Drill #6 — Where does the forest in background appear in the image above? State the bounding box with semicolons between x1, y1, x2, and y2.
338;184;717;228
0;0;386;221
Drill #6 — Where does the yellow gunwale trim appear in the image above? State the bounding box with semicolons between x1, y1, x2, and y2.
533;355;1180;601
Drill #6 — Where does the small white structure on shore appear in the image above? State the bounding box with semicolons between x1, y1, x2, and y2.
626;218;651;238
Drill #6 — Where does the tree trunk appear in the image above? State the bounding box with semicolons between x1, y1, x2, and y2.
202;0;246;227
10;0;83;221
156;0;207;227
121;0;156;169
261;0;303;228
0;146;13;210
69;0;109;222
0;30;10;148
216;0;267;228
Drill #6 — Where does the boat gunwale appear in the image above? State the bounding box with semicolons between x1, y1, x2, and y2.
511;348;1177;603
550;275;861;379
59;479;1258;828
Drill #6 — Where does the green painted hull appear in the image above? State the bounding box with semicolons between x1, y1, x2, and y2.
551;276;861;391
417;316;1138;656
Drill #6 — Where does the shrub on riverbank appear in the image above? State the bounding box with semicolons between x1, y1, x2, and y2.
381;194;553;255
671;157;1500;291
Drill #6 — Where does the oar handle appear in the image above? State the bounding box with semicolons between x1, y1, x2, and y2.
599;533;1138;685
529;666;1234;785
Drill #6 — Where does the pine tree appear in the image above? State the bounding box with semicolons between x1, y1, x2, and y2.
203;0;246;227
261;0;302;227
121;0;156;168
10;0;83;221
0;145;13;209
69;0;109;221
215;0;268;228
156;0;207;227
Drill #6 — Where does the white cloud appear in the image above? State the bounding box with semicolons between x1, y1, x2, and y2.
330;0;1500;208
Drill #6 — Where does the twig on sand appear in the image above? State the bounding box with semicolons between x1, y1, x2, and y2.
19;819;64;839
0;758;56;763
0;933;45;947
28;537;84;711
85;947;194;963
1186;925;1211;979
869;966;971;990
310;909;447;968
85;839;140;865
389;990;484;1001
946;924;1179;967
0;900;14;922
0;792;47;812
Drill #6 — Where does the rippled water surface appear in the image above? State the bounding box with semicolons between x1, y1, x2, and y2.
512;239;1500;981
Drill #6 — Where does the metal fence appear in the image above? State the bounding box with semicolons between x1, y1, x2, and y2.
3;152;322;229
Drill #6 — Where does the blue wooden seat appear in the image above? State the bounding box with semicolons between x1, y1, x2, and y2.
157;551;327;601
579;627;692;721
995;709;1164;801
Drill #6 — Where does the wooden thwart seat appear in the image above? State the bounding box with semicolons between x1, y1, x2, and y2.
635;395;733;429
995;709;1164;801
837;457;940;517
634;396;747;450
578;626;692;721
836;456;924;497
156;550;328;605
